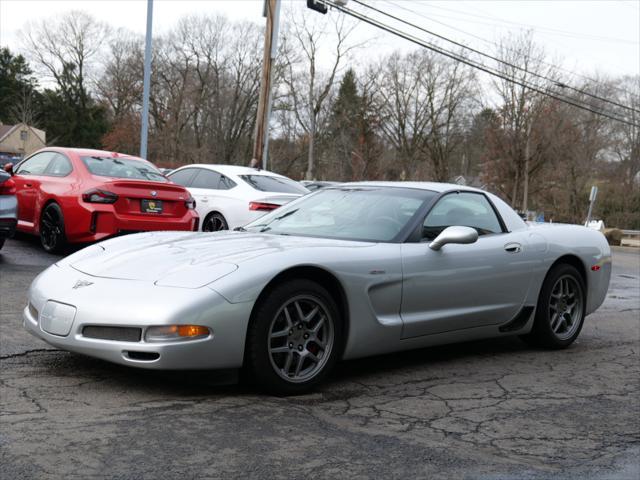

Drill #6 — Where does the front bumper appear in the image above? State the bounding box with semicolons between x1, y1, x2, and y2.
24;265;253;370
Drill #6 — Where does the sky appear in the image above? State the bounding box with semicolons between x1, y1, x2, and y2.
0;0;638;81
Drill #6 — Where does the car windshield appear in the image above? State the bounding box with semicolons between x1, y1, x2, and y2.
81;156;168;182
244;187;435;242
240;174;308;194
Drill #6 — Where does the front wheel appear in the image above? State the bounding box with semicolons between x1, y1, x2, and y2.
245;279;342;395
523;264;586;349
40;203;67;254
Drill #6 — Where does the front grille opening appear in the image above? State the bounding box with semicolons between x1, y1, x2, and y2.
28;303;39;321
83;326;142;342
125;351;160;361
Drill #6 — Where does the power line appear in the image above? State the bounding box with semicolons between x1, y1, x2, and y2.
322;0;638;127
383;0;638;98
352;0;639;114
414;1;639;45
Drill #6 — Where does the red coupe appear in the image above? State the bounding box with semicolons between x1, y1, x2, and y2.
6;147;198;252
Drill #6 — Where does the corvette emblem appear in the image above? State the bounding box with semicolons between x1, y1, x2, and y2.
151;191;158;197
73;280;94;289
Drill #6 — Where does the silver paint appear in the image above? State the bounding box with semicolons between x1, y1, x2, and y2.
24;182;612;371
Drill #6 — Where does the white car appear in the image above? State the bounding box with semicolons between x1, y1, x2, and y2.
168;164;309;231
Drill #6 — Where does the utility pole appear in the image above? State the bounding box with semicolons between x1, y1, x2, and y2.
139;0;154;159
251;0;281;170
521;119;532;215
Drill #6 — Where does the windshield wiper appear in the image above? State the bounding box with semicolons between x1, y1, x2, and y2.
273;209;298;221
249;209;299;232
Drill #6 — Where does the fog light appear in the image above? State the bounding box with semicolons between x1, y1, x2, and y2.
145;325;210;342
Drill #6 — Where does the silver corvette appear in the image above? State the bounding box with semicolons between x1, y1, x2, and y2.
24;182;611;394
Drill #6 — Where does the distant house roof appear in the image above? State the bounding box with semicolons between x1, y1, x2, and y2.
0;124;17;142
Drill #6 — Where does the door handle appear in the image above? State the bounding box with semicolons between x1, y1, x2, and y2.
25;183;33;187
200;197;209;202
504;243;522;253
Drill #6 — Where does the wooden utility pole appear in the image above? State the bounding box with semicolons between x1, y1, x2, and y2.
251;0;281;169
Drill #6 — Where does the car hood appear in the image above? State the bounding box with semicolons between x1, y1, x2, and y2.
67;231;373;288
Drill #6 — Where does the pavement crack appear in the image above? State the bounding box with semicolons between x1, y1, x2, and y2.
0;348;59;360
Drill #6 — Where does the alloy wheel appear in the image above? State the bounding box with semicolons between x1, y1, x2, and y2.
41;207;63;251
267;295;334;383
548;274;584;341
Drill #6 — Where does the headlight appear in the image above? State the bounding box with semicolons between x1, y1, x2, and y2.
145;325;210;342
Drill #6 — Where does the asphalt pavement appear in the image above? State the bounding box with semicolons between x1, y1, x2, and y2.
1;236;638;479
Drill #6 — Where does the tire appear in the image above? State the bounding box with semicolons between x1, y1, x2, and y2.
202;212;228;232
40;203;67;254
522;264;586;349
245;279;343;395
0;238;4;250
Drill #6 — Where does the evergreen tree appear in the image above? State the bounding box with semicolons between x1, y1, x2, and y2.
328;69;363;180
0;47;38;124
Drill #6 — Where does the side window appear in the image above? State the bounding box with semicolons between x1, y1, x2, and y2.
219;175;237;190
14;152;55;176
422;192;503;240
191;169;222;189
44;154;73;177
168;168;197;187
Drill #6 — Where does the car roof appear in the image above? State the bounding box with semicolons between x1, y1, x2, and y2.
340;181;484;194
175;164;281;177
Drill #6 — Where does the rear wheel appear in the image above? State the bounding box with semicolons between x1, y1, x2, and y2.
203;212;228;232
245;279;342;395
40;203;67;254
523;264;586;349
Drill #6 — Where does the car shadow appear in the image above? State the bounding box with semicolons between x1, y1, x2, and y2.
34;335;532;400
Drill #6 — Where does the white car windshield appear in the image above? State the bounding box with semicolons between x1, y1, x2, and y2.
244;187;435;242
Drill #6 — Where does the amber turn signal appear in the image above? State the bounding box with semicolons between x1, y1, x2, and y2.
177;325;209;337
145;325;211;342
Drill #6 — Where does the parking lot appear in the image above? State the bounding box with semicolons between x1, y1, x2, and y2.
1;236;638;479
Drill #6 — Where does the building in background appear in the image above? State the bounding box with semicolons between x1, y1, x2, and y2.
0;123;46;166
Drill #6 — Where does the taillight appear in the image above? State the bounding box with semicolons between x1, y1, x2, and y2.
185;195;196;209
249;201;280;211
82;189;118;204
0;178;16;195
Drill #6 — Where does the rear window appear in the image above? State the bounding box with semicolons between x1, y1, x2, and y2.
240;174;308;194
81;156;168;182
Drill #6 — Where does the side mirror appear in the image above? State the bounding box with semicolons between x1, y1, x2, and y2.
3;163;13;175
429;226;478;251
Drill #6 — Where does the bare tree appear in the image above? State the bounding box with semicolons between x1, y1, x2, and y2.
21;11;110;105
371;49;476;181
96;30;144;120
370;51;431;179
490;31;557;210
280;10;360;180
